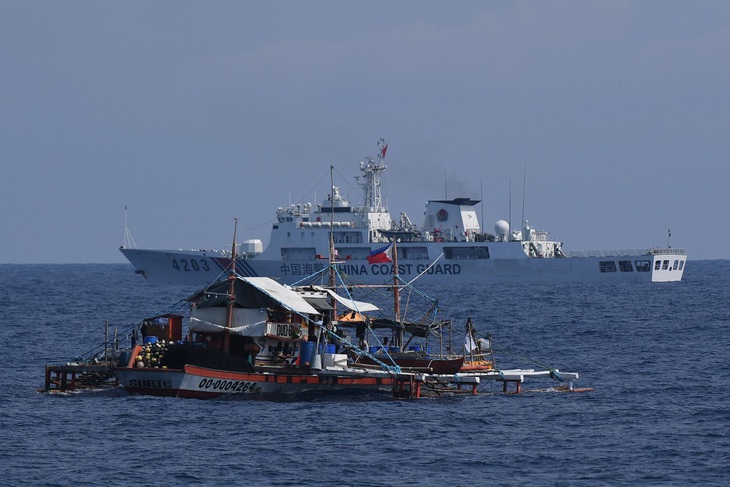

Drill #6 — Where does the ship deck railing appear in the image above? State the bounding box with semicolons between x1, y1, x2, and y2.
564;248;686;258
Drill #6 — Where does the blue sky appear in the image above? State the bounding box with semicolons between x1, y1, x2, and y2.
2;1;728;263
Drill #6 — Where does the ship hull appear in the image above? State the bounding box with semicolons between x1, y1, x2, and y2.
121;244;687;286
114;364;394;399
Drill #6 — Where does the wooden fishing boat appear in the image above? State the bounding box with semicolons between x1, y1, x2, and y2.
115;356;393;399
113;277;398;398
113;221;399;399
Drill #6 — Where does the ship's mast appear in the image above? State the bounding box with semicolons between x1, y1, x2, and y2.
122;205;137;249
223;218;238;354
357;138;388;212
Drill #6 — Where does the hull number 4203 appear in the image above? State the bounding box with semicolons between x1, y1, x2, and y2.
172;258;210;272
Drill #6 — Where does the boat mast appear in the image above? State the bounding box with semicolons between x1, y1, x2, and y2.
223;218;238;354
392;238;403;348
328;165;337;317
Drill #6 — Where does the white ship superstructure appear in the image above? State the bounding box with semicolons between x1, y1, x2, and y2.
121;146;687;286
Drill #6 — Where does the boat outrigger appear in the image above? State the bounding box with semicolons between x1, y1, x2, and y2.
44;221;591;399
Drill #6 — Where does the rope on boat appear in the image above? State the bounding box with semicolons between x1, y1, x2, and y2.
68;298;190;363
290;265;330;286
319;326;402;374
491;344;565;382
328;265;402;374
405;252;444;286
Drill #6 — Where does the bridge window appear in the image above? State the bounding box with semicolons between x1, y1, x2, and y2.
619;261;633;272
333;232;363;244
662;260;669;270
281;247;316;261
599;261;617;272
673;260;679;270
444;246;490;260
678;261;685;270
654;261;661;271
399;246;430;260
337;247;371;260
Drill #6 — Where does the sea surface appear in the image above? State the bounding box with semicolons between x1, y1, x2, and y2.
0;261;728;486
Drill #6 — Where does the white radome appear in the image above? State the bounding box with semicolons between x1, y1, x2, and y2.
495;220;510;236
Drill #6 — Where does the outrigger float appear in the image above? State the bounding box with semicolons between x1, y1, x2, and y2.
43;219;590;399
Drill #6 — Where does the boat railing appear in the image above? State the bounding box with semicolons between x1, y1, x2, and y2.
564;248;687;258
648;247;687;255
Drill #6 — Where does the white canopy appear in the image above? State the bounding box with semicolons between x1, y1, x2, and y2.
190;307;269;336
189;316;267;336
192;276;321;315
244;277;320;315
307;286;380;313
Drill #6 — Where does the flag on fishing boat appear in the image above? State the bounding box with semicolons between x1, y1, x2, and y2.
367;242;393;264
464;334;478;352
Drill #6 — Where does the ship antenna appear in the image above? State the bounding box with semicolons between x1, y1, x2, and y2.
521;164;526;229
480;178;484;236
508;179;512;241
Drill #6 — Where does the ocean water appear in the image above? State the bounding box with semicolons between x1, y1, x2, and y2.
0;262;728;486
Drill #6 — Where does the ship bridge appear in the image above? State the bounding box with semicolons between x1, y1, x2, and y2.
422;198;482;242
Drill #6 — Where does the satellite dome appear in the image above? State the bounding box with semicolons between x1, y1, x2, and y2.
495;220;510;236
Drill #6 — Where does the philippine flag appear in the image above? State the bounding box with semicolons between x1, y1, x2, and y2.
366;242;393;264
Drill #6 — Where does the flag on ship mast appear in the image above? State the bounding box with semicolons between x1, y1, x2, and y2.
378;138;388;160
367;242;393;264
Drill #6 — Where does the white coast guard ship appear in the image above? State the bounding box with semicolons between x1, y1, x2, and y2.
121;145;686;286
